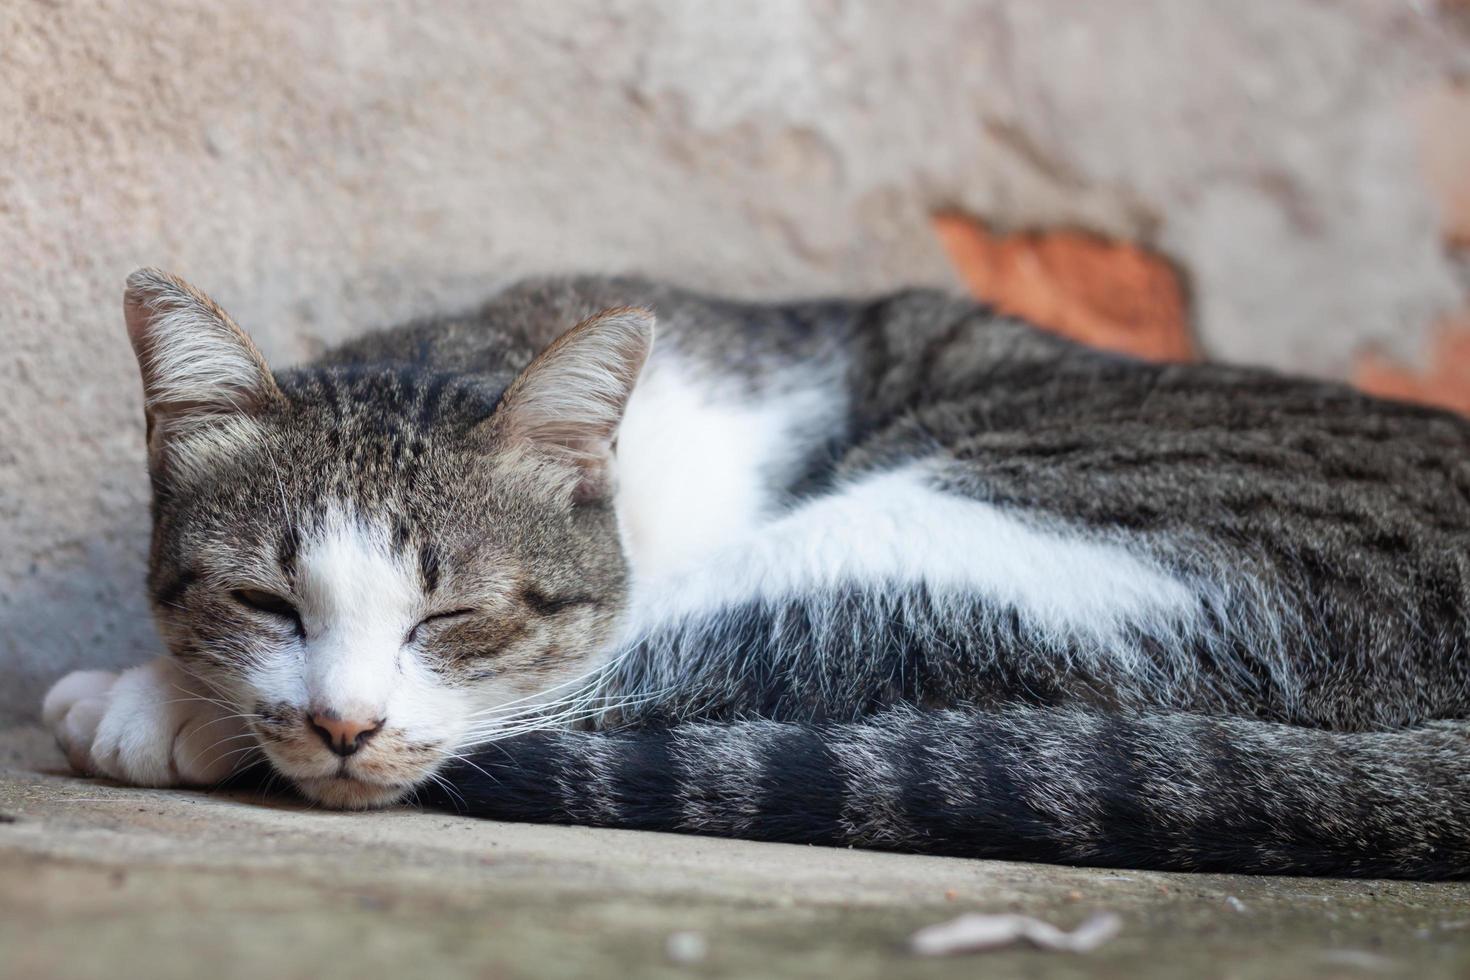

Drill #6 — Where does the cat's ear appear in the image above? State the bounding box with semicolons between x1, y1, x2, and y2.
490;306;654;500
123;268;283;465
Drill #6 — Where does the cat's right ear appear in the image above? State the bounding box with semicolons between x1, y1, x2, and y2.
123;268;283;470
488;306;654;501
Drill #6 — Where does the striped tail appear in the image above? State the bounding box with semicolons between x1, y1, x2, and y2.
418;705;1470;879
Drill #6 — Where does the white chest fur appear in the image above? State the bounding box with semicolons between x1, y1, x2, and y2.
613;359;838;578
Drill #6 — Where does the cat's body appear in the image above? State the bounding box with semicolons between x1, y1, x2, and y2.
44;271;1470;878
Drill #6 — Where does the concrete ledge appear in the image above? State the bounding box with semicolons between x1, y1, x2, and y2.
3;726;1468;979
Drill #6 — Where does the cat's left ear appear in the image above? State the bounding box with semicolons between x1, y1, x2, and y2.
490;306;654;500
123;268;284;467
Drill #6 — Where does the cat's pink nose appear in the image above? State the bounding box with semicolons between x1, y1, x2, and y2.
308;713;384;757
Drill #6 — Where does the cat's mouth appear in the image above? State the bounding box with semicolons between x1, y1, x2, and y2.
292;772;413;809
249;715;448;809
257;741;432;810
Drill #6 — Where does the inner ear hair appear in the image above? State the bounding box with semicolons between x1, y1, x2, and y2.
123;268;284;457
491;306;655;499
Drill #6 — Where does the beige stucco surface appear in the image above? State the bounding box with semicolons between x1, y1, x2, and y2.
3;1;1468;723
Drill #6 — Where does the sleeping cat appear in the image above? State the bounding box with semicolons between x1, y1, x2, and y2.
43;268;1470;879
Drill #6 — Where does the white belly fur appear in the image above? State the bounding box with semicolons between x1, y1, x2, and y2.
614;363;1198;645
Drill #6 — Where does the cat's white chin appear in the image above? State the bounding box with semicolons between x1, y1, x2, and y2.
292;774;411;810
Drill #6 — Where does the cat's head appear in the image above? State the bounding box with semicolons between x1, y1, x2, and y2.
123;269;652;808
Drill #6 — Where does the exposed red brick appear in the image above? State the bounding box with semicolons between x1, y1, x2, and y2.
1354;315;1470;416
933;212;1195;362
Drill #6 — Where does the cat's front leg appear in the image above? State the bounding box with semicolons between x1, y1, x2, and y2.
41;657;255;787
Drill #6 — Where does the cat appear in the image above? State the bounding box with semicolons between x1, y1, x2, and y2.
42;268;1470;879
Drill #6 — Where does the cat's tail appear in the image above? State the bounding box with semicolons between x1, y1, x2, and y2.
419;704;1470;879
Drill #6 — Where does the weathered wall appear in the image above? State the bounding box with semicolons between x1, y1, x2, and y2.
3;0;1468;723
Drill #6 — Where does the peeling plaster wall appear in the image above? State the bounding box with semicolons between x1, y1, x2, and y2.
3;0;1466;722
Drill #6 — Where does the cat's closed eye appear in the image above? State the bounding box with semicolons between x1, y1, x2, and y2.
231;589;305;635
406;608;478;645
520;587;592;616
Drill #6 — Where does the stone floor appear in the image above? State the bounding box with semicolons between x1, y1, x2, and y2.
2;725;1468;980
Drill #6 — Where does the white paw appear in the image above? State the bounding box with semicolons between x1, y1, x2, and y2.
42;658;255;787
42;670;116;773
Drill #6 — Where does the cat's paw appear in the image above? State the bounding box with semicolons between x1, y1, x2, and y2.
42;659;254;787
42;670;116;774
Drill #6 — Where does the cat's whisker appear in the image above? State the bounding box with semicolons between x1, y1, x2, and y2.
463;686;631;725
457;687;676;746
193;712;264;730
440;751;495;781
460;687;664;734
423;769;468;811
257;767;285;801
461;653;631;720
469;684;677;731
162;686;238;712
223;746;265;780
183;731;261;772
459;673;650;728
198;741;264;772
166;665;247;707
158;701;262;732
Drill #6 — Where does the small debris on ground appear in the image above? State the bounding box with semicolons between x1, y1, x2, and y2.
910;911;1122;957
1224;895;1249;913
665;930;708;964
